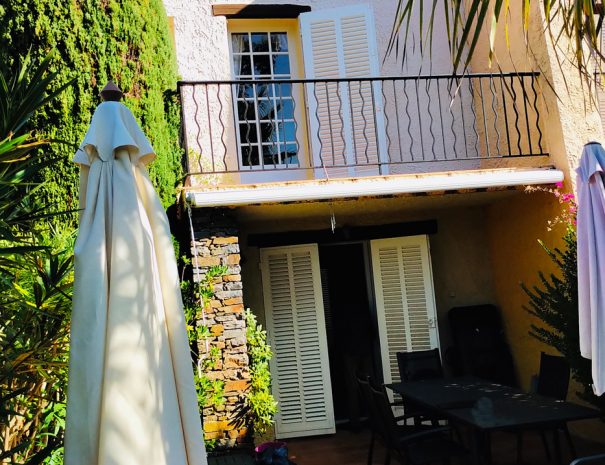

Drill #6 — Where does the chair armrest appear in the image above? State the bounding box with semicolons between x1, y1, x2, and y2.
570;453;605;465
396;426;450;445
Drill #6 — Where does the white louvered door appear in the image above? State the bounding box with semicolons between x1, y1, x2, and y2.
300;5;388;178
370;236;440;388
260;244;335;438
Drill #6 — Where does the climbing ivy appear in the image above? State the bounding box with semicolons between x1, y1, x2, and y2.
0;0;182;215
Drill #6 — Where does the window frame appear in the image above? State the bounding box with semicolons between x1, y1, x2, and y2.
228;19;305;171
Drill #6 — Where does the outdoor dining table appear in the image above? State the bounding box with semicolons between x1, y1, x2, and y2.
387;376;602;465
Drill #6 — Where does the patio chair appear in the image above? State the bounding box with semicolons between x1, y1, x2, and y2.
514;352;575;464
396;349;445;426
448;305;517;387
570;454;605;465
368;380;468;465
356;374;417;465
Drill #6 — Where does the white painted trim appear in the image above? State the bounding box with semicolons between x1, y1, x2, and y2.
185;168;564;207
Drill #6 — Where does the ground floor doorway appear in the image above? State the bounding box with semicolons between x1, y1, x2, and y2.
318;243;380;428
259;235;440;439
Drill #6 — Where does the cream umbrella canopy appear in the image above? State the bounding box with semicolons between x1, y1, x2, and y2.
65;83;207;465
577;141;605;397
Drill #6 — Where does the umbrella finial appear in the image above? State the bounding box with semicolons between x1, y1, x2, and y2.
101;81;123;102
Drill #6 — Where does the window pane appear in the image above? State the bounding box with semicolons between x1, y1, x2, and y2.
253;55;272;76
282;143;299;165
279;122;296;142
231;33;249;53
256;99;276;120
270;33;288;52
235;55;251;76
241;145;260;166
272;55;291;75
263;145;279;165
237;101;256;120
276;82;292;97
274;82;293;98
276;99;294;120
236;83;254;98
259;122;276;143
239;123;258;143
255;84;273;99
251;33;269;52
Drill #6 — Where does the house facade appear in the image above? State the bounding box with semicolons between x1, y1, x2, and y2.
163;0;603;446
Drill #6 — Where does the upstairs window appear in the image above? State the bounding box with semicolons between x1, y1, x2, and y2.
231;31;299;168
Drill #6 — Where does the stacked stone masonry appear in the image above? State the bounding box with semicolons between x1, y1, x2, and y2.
190;209;249;447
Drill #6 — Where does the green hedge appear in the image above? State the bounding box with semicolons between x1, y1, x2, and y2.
0;0;182;215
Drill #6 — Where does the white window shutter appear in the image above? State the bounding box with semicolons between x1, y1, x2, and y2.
370;236;440;386
300;6;387;177
260;244;335;438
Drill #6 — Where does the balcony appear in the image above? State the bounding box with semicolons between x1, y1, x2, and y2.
177;72;547;187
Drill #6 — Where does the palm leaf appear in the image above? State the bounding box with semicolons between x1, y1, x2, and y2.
388;0;605;80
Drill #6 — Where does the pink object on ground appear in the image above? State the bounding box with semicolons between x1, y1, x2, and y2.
576;142;605;396
255;442;288;455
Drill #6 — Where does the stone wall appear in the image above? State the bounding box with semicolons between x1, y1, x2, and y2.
189;208;250;447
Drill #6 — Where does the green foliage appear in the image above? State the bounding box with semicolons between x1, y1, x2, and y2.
194;372;225;409
233;310;277;437
0;53;73;465
181;260;277;445
181;264;229;449
389;1;602;81
200;265;229;308
0;0;182;213
523;195;605;412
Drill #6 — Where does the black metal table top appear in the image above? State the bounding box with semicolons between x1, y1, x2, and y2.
387;376;601;431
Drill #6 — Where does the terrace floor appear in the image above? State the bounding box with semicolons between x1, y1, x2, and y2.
287;425;605;465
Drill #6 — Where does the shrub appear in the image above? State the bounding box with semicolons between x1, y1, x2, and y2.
242;310;277;437
0;0;182;214
523;184;605;411
0;53;74;465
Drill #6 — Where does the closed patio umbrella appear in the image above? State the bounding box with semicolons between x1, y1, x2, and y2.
577;141;605;397
65;83;207;465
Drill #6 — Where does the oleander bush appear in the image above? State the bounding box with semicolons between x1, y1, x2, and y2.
524;185;605;412
0;52;74;465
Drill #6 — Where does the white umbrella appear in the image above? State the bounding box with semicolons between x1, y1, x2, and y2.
65;82;207;465
577;141;605;397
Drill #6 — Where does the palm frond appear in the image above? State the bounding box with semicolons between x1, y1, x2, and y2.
388;0;604;80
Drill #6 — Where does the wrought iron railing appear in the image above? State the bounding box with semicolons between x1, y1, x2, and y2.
178;72;546;178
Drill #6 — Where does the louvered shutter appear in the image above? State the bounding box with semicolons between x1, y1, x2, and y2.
260;244;335;438
370;236;440;387
300;6;387;178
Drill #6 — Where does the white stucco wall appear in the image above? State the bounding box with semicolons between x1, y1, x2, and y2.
164;0;515;183
164;0;453;81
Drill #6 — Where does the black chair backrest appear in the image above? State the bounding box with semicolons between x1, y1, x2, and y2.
537;352;570;401
448;305;517;386
397;348;444;382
